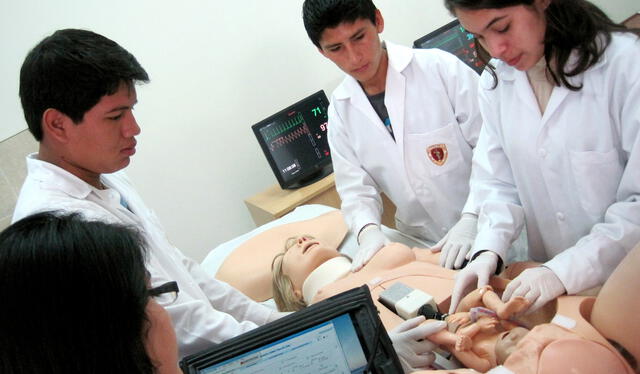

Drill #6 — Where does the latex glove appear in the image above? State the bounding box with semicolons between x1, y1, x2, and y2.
388;316;446;372
431;213;478;269
351;225;389;272
449;251;499;314
502;266;566;314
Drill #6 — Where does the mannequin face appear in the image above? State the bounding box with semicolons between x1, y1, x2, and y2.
455;0;548;71
281;235;341;294
495;327;529;364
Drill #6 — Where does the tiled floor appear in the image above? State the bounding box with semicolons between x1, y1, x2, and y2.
0;130;38;231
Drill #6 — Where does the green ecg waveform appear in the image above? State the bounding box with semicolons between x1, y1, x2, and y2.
264;112;304;141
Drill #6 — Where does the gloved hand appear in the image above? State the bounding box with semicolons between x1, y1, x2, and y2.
449;251;499;314
388;316;446;372
431;213;478;269
351;224;389;272
502;266;566;314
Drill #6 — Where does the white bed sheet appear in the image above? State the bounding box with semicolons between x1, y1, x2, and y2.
201;204;435;277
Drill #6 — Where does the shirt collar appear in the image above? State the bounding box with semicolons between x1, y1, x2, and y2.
26;153;96;200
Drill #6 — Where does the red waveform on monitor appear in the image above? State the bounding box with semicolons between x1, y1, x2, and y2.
269;123;310;151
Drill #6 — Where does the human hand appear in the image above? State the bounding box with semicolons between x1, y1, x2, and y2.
449;251;499;314
502;266;566;314
431;213;478;269
351;225;389;272
388;316;446;372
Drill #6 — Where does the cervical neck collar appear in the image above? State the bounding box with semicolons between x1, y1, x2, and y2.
302;256;351;305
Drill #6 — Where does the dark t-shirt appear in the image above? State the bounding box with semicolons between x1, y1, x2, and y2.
367;91;395;141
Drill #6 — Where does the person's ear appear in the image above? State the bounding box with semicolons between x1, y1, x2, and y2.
42;108;72;143
293;289;302;301
374;9;385;33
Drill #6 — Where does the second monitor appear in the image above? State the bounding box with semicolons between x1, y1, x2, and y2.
413;19;486;74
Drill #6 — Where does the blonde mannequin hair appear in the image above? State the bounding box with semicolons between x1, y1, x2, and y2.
271;237;310;312
271;235;352;312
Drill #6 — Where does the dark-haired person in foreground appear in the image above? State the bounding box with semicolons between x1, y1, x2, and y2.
13;29;285;359
0;212;180;374
302;0;483;274
443;0;640;316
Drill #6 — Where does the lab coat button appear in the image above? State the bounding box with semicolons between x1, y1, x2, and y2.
538;148;547;158
556;212;565;221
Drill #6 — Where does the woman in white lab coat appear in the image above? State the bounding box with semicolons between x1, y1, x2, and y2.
445;0;640;314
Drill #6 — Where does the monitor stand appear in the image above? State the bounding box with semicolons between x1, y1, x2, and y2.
285;164;333;190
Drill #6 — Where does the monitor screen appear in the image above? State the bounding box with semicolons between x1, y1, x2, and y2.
252;90;332;189
413;19;486;74
201;313;367;374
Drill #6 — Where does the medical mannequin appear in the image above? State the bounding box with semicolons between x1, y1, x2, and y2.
302;0;482;271
443;0;640;315
274;236;640;373
0;212;180;374
220;211;638;372
272;236;552;372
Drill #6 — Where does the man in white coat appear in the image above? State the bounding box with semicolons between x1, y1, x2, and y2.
302;0;483;272
13;29;285;359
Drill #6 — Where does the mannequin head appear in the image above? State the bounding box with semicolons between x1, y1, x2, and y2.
495;326;530;364
272;235;348;311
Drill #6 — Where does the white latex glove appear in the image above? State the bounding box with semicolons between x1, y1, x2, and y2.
352;225;389;272
502;266;566;314
431;213;478;269
449;251;499;314
388;316;447;372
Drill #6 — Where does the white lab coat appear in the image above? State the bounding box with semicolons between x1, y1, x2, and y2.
468;33;640;294
328;41;482;243
13;155;278;358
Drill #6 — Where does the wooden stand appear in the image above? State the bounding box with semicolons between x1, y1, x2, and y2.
245;173;397;228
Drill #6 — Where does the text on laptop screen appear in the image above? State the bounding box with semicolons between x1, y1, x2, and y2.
201;313;367;374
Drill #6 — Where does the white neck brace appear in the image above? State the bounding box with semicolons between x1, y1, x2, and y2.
302;256;351;305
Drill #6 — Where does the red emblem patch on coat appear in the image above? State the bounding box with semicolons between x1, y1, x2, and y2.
427;144;448;166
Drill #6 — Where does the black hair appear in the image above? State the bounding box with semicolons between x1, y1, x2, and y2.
0;212;154;374
19;29;149;141
302;0;378;48
443;0;640;90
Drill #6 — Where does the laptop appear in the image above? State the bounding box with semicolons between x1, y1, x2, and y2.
180;285;403;374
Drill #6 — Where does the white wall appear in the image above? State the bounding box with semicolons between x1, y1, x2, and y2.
1;1;638;261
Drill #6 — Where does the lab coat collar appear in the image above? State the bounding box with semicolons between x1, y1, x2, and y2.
26;153;94;200
385;40;414;74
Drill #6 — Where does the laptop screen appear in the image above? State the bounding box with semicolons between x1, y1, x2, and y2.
180;286;402;374
201;313;367;374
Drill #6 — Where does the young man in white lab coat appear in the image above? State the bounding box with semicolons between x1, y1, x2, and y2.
14;29;286;359
303;0;483;272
